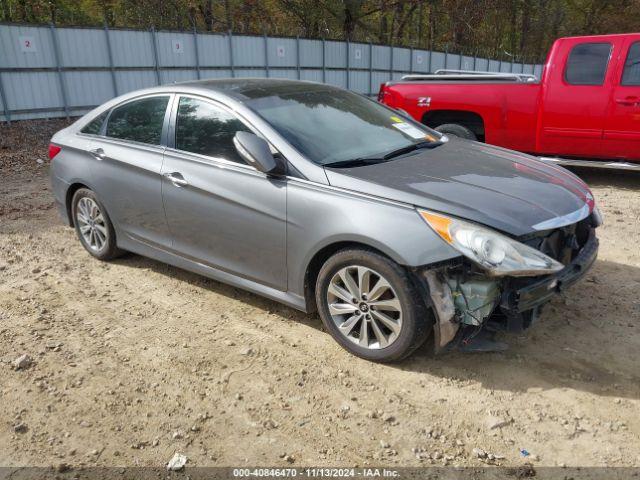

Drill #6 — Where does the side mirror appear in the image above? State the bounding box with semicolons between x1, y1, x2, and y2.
233;131;279;174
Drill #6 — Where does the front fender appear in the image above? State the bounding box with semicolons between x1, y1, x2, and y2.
286;179;460;298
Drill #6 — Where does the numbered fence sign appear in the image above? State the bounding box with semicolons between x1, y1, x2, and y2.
354;48;362;60
416;54;423;64
172;40;184;54
19;36;37;53
276;45;285;58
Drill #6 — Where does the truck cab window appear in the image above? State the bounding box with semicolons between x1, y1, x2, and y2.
565;43;611;86
622;42;640;86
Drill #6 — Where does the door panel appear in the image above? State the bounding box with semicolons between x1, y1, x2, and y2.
161;95;287;290
539;40;620;158
161;151;287;289
603;38;640;161
88;95;173;249
90;139;171;247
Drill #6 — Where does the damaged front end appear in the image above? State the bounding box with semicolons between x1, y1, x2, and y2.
418;213;600;353
422;261;507;352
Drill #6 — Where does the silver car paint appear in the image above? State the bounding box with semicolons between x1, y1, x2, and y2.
50;82;460;312
161;146;288;290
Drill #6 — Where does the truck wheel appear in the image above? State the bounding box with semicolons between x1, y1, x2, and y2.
435;123;476;140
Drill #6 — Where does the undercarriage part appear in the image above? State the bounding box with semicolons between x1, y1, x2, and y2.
455;327;509;353
486;307;542;333
423;270;459;348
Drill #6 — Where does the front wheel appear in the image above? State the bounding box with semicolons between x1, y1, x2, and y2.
315;248;432;362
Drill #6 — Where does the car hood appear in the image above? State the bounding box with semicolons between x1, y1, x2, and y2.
323;139;594;236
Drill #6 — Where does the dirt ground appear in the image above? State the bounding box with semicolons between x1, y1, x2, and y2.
0;119;639;470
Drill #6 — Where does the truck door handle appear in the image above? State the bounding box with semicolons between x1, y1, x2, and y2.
615;96;639;106
89;148;106;160
164;172;188;187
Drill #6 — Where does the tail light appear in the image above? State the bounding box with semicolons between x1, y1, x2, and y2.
378;82;401;107
48;143;61;160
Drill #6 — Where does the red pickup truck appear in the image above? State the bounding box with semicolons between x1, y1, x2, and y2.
379;33;640;164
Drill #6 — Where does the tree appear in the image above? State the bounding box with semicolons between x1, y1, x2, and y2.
1;0;638;62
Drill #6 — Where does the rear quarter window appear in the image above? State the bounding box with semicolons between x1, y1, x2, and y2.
80;111;108;135
565;42;612;86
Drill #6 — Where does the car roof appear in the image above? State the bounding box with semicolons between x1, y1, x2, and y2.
172;78;342;102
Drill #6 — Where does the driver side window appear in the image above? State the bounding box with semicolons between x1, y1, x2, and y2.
175;97;251;164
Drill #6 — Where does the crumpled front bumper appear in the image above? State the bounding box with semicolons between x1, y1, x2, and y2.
421;227;599;351
501;229;599;314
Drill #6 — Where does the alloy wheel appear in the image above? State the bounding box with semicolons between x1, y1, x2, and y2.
76;197;108;252
326;265;403;349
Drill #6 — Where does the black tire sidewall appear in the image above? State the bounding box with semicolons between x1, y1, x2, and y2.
315;248;429;362
435;123;476;140
71;188;119;260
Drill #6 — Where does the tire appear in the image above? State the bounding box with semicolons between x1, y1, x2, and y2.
315;248;432;362
435;123;477;140
71;188;123;261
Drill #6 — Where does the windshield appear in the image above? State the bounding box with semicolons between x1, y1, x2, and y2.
244;87;441;165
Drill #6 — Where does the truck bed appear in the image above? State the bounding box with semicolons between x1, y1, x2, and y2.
380;80;541;152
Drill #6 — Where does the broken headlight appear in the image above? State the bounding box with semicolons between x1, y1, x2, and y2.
418;209;564;277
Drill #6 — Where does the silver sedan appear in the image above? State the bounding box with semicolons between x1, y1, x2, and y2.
49;79;600;361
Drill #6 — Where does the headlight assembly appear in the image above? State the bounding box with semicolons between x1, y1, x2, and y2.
418;209;565;277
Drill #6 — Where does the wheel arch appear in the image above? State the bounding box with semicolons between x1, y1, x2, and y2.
302;239;408;313
64;182;93;226
422;109;486;141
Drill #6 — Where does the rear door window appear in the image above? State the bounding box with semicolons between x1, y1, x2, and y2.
565;43;612;85
106;96;170;145
621;42;640;86
175;96;251;164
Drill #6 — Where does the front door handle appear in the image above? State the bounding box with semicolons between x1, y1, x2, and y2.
615;96;639;106
89;148;106;160
164;172;189;187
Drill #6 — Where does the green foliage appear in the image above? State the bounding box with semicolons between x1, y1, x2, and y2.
1;0;638;62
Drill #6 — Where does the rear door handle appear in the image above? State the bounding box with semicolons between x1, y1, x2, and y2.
164;172;189;187
615;96;639;106
89;148;106;160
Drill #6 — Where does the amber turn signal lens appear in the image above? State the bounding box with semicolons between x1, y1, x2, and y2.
418;210;453;244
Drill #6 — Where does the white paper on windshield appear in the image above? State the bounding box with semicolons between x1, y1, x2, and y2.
392;122;427;140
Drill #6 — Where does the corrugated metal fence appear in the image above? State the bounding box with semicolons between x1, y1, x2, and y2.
0;23;544;123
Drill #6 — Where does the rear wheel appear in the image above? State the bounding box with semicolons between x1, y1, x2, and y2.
435;123;476;140
315;248;431;362
71;188;123;260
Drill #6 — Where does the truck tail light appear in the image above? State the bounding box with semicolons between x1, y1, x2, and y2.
378;82;401;107
48;143;61;161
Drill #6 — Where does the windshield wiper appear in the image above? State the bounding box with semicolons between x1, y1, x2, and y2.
380;139;444;160
324;139;446;168
323;157;386;168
